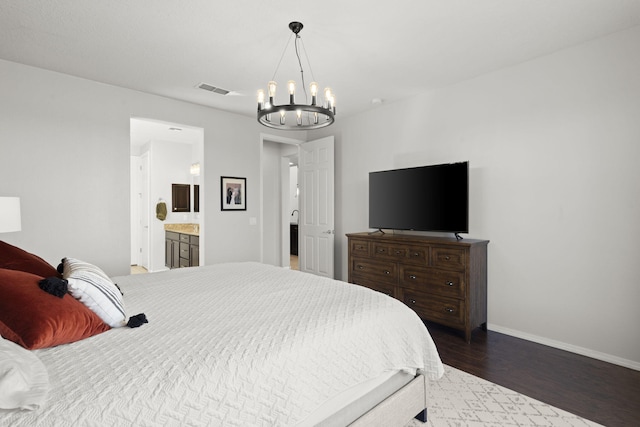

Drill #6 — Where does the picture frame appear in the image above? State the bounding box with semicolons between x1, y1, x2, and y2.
221;176;247;211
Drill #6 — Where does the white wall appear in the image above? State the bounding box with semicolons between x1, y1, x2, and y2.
316;26;640;368
0;58;285;276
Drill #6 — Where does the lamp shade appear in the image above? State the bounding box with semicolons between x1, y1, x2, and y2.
0;197;21;233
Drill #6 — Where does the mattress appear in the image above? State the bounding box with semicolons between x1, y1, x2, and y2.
1;262;444;426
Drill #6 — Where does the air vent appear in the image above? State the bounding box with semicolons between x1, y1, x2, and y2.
197;82;230;95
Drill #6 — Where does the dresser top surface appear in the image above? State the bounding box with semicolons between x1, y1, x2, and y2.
346;232;489;246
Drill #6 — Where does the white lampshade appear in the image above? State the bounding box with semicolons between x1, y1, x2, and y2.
0;197;21;233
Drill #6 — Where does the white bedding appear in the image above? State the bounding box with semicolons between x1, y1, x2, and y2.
1;262;443;426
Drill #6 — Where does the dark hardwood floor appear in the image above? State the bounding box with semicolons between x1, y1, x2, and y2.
424;321;640;426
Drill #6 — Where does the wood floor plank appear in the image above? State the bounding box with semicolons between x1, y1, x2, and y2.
424;321;640;426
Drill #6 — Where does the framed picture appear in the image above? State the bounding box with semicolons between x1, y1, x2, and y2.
221;176;247;211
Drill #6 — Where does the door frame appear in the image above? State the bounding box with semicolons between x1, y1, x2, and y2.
259;133;304;268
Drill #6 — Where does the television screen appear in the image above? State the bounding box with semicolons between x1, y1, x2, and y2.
368;162;469;233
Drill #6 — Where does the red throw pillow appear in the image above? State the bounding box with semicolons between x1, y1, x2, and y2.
0;240;60;278
0;268;111;350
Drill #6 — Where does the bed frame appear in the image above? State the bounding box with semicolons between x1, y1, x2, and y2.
350;374;427;426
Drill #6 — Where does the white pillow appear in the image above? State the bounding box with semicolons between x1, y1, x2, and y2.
62;258;126;328
0;335;49;410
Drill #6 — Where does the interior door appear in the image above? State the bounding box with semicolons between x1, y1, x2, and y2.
298;136;334;278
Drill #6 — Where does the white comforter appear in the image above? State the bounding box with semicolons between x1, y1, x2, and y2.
1;262;444;426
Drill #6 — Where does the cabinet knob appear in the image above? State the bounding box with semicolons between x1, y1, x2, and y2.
446;281;454;286
409;274;417;280
410;299;416;305
384;270;390;275
445;256;450;260
412;252;420;257
395;250;402;254
357;265;364;270
445;307;455;313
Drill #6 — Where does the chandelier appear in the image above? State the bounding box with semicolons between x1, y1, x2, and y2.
257;22;335;130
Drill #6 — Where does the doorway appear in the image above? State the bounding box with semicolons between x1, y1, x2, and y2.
260;133;335;278
130;117;204;273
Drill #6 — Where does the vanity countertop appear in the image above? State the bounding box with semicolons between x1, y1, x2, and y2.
164;223;199;236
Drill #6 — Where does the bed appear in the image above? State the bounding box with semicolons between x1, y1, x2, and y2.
0;246;444;426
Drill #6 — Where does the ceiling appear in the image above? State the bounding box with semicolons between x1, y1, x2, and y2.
2;1;639;124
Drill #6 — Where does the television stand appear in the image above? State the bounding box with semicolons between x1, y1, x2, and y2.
368;228;385;235
454;233;463;240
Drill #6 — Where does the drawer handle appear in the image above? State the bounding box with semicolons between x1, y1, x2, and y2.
357;265;364;270
383;270;391;275
395;250;403;254
445;307;455;313
377;249;385;253
410;299;416;305
412;252;420;257
446;281;454;286
445;256;451;261
357;245;364;250
409;274;417;280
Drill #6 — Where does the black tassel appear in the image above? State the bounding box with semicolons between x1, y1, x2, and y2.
38;277;68;298
127;313;148;328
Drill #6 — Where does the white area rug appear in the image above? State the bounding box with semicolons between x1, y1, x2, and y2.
406;365;602;427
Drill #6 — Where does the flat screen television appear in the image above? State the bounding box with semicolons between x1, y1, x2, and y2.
368;161;469;234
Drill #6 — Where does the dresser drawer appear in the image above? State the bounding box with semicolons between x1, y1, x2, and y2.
431;246;466;271
405;246;429;265
372;243;408;260
399;266;465;299
351;258;397;285
179;233;191;243
350;239;370;257
403;291;464;326
352;277;395;298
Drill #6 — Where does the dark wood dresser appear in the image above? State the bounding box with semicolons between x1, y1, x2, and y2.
347;232;489;342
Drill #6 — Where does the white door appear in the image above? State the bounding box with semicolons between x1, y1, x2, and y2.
298;136;334;278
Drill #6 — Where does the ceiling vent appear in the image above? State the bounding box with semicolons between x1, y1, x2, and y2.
197;82;230;95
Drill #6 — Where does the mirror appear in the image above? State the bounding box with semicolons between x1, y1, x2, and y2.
172;183;190;212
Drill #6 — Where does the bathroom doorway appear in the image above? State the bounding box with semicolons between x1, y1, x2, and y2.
130;117;204;273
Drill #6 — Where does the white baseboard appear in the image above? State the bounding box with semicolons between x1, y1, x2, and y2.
487;323;640;371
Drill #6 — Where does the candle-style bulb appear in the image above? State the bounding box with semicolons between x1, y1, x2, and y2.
268;81;277;98
257;89;265;110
